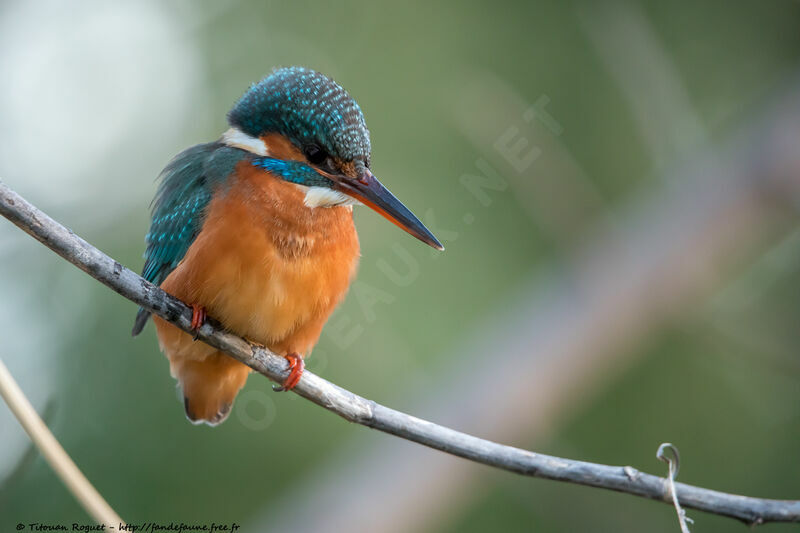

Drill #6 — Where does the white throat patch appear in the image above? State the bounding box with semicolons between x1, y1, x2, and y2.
303;186;360;208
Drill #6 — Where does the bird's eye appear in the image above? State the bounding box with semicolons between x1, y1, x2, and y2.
304;144;328;166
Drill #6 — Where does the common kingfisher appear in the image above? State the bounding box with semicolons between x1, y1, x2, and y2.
132;67;442;425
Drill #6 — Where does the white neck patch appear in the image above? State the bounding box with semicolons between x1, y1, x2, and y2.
222;127;269;156
303;186;360;208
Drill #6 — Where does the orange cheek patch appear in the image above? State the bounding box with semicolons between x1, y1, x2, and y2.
260;134;361;179
260;133;306;162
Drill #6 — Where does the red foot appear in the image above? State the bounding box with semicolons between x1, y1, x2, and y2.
274;353;304;392
190;304;206;338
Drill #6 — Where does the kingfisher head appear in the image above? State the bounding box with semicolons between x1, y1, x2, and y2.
224;66;443;250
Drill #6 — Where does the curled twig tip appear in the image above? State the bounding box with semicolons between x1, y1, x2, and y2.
657;442;693;533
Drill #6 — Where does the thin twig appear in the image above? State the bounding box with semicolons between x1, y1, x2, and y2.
0;180;799;526
0;358;123;525
657;443;693;533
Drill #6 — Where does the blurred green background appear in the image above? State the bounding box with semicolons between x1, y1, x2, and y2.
1;1;799;532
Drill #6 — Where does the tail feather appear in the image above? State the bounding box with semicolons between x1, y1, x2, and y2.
131;307;151;336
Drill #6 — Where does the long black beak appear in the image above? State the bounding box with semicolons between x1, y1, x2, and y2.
334;171;444;251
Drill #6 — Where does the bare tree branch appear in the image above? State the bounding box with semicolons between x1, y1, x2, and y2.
1;180;799;525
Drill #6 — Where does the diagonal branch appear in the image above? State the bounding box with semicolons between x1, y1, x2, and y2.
1;179;799;526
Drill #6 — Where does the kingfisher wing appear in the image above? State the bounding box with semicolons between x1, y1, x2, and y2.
132;142;245;335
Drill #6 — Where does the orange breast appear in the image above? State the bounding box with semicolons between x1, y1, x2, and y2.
159;160;360;356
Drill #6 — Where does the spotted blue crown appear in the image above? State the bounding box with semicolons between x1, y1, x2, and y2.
227;66;371;163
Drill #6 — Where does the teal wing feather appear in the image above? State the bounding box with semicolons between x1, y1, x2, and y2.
132;142;246;335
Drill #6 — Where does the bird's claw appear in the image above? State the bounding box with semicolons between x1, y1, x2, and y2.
273;353;304;392
190;304;207;340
